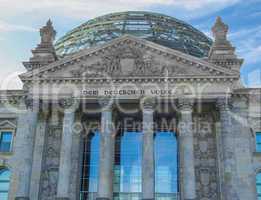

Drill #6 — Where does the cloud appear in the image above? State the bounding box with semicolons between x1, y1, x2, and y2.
229;26;261;64
0;20;36;33
0;0;241;19
166;0;240;10
0;50;24;89
228;26;261;87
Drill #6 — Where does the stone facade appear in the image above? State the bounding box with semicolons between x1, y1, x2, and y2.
0;15;260;200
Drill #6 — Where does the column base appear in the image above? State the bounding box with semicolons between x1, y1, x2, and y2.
15;197;30;200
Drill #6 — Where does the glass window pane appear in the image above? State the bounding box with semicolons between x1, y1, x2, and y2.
256;132;261;151
1;132;12;142
0;193;8;200
0;132;12;152
257;173;261;199
80;131;100;200
155;131;178;198
113;131;142;199
0;169;10;200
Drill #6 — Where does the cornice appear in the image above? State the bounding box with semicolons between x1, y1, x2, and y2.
21;75;239;85
0;90;25;105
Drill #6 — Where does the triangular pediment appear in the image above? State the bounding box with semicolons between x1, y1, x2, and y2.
0;120;16;129
20;35;239;81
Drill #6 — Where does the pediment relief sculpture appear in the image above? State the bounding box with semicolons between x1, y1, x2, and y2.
70;44;211;78
70;45;163;77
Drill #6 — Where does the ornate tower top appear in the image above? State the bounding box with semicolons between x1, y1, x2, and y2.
40;19;56;46
23;19;57;71
212;16;230;46
208;17;243;73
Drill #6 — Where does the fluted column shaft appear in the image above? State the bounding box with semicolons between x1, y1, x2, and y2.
15;100;38;200
97;101;114;200
142;100;155;200
217;98;236;200
178;99;196;200
56;99;78;200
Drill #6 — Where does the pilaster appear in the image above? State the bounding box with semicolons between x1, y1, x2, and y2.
231;96;256;200
14;98;39;200
216;98;238;200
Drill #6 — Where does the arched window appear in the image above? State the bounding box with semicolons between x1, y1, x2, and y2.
256;172;261;200
80;131;100;200
114;131;143;199
155;131;178;199
0;168;10;200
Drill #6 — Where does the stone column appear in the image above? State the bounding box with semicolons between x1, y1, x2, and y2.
56;99;78;200
15;99;38;200
178;99;196;200
97;100;114;200
142;99;155;200
29;108;49;200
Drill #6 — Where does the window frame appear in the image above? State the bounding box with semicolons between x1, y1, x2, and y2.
0;130;14;153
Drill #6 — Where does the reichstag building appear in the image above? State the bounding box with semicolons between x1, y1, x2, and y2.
0;11;260;200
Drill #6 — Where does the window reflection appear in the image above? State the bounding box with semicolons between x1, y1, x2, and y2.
0;168;10;200
257;173;261;200
80;131;100;200
155;131;178;199
114;131;143;200
0;132;12;152
256;132;261;152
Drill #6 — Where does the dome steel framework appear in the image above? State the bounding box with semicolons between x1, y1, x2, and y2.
55;11;212;58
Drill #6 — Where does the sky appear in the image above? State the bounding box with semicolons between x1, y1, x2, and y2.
0;0;260;89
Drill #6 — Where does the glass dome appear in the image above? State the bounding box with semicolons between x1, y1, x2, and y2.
55;11;212;58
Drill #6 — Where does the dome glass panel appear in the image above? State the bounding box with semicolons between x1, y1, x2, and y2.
55;11;212;58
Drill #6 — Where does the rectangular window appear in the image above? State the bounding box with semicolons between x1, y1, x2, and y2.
0;131;12;152
256;132;261;152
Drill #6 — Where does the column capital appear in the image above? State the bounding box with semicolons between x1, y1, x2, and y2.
20;97;40;112
59;97;79;112
99;98;114;111
141;97;156;110
177;98;194;112
216;97;231;111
